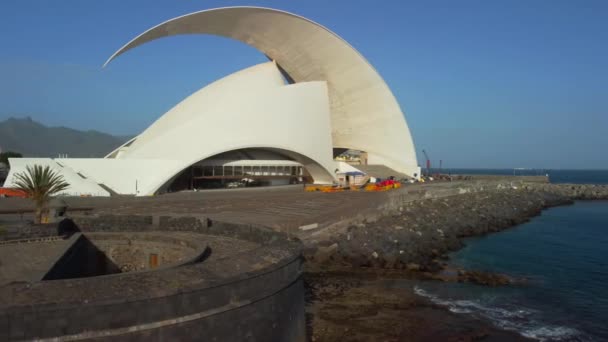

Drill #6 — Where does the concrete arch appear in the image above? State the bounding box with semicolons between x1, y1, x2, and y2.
154;146;333;194
104;6;419;177
4;62;337;197
115;62;337;195
142;142;336;196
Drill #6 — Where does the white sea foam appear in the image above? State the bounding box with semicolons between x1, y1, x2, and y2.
520;325;581;341
413;286;587;341
414;287;531;318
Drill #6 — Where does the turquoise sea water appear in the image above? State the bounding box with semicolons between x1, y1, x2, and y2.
415;171;608;341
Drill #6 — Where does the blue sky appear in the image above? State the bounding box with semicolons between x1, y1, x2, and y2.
0;0;606;169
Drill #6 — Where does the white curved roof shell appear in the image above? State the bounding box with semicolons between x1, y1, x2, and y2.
113;61;337;192
105;6;419;175
5;62;337;196
6;6;421;198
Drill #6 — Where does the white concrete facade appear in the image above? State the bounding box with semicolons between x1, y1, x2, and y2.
105;6;420;177
5;6;420;197
5;62;336;196
107;62;336;186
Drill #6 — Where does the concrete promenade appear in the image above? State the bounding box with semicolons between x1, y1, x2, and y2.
1;178;544;235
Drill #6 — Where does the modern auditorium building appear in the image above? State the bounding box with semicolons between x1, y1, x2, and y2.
5;7;420;197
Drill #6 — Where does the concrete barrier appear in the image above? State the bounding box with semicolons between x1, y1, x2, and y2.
0;216;305;341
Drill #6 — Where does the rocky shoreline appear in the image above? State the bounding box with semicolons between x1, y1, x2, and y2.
305;273;532;342
304;183;608;341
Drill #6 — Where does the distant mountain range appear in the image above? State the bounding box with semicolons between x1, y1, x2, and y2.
0;117;130;158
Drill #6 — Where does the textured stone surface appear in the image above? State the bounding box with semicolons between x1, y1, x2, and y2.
304;274;531;342
302;183;608;341
1;180;607;341
0;219;304;341
303;188;573;271
0;235;78;284
0;178;578;233
85;232;208;272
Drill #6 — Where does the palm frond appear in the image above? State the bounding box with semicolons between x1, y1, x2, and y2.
13;165;70;205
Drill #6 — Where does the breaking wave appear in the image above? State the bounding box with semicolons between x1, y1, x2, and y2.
414;286;591;341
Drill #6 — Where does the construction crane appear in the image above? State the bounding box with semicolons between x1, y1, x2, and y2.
422;150;431;177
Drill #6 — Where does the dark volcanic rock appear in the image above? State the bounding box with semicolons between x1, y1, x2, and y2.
305;273;531;342
456;269;513;286
526;183;608;200
303;183;608;341
306;188;577;272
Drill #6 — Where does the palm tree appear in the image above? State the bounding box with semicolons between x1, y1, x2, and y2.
13;165;69;224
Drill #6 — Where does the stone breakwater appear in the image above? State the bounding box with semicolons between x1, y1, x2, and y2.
304;183;608;341
525;182;608;200
305;183;608;273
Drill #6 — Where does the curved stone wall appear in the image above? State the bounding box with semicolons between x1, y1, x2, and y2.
86;232;208;272
0;216;305;341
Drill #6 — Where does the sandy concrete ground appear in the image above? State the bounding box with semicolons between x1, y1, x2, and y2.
1;184;387;231
0;181;484;232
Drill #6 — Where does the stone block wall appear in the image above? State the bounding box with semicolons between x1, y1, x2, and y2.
85;232;206;272
0;215;305;342
42;234;121;280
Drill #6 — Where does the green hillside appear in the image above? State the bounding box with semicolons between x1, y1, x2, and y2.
0;117;129;158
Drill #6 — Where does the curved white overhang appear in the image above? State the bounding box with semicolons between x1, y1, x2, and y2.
113;62;337;192
103;6;419;176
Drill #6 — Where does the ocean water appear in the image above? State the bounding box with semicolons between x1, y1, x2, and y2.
414;171;608;341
